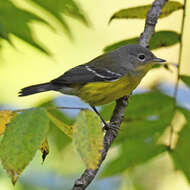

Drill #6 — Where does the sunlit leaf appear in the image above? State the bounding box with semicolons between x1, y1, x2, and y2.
39;138;49;163
47;112;73;138
0;108;49;184
180;75;190;88
170;122;190;183
109;1;183;23
73;110;104;170
37;100;73;151
0;110;16;135
26;0;89;36
104;31;180;53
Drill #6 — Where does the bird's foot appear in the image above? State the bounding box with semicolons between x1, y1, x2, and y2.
102;121;120;131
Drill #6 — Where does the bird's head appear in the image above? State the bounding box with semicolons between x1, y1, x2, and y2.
121;44;166;73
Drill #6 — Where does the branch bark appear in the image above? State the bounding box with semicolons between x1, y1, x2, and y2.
71;0;168;189
139;0;168;47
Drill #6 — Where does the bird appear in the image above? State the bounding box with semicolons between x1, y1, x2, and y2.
19;44;166;126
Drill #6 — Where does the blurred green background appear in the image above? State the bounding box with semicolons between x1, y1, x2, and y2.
0;0;190;189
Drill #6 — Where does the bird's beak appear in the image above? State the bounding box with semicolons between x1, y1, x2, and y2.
153;57;166;64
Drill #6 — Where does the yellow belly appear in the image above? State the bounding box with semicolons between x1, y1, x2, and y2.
77;74;141;106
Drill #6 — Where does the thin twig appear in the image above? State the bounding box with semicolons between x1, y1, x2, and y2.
169;0;186;150
71;0;167;189
13;106;87;113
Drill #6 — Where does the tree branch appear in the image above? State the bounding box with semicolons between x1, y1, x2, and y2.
71;0;167;189
139;0;168;47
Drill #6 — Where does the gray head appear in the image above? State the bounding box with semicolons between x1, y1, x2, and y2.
118;44;166;71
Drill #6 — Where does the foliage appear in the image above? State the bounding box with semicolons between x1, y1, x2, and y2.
0;108;49;184
109;1;183;23
0;0;88;55
100;91;173;177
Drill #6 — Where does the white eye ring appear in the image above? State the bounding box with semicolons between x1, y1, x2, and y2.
138;54;145;61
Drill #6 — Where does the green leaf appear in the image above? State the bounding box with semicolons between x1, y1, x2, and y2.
101;140;166;178
109;1;183;22
125;91;173;119
0;108;49;184
73;110;104;170
149;31;181;50
0;0;89;54
26;0;89;36
100;90;174;121
100;102;115;121
37;100;73;150
49;123;71;151
115;113;173;145
104;31;180;53
170;123;190;183
180;75;190;88
100;91;173;177
177;106;190;122
113;91;174;147
0;0;51;55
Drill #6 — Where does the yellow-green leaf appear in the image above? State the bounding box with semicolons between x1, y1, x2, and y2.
73;110;104;170
0;111;16;135
109;1;183;23
47;112;73;138
36;100;73;151
0;108;49;185
39;138;49;163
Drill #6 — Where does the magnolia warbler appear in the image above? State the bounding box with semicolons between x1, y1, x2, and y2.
19;44;165;126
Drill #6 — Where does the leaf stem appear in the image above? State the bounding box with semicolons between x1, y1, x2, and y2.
169;0;187;150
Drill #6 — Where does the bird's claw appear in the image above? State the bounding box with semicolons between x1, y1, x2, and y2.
102;121;120;131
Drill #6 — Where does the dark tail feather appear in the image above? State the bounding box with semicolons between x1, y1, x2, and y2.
19;82;54;97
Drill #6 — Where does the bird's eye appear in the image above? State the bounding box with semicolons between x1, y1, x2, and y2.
138;54;145;61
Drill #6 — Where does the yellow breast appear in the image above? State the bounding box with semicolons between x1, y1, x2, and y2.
77;74;141;106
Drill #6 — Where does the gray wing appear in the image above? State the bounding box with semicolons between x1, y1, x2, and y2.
51;52;125;85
